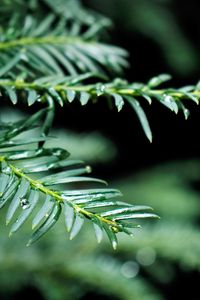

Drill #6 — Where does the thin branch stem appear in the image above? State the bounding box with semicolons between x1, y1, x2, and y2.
0;155;119;229
0;79;199;100
0;36;96;50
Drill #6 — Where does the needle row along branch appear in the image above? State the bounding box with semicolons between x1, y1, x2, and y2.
0;73;199;142
0;110;158;248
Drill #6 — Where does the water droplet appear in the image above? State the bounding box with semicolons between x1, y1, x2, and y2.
184;108;190;120
100;85;106;93
20;198;30;210
121;261;139;278
96;84;106;96
164;95;172;103
3;167;11;175
86;165;92;173
136;247;156;266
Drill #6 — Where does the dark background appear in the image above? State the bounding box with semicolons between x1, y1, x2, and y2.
55;0;200;179
55;3;200;298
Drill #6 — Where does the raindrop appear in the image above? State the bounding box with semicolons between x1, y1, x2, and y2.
121;261;139;278
164;95;172;103
96;84;106;96
3;167;11;175
86;165;92;173
20;198;30;210
184;108;190;120
99;84;106;92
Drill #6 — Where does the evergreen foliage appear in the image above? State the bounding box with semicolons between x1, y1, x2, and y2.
0;0;199;248
1;159;200;300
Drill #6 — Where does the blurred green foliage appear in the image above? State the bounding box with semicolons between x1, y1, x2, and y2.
86;0;199;76
1;158;200;300
0;108;117;164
